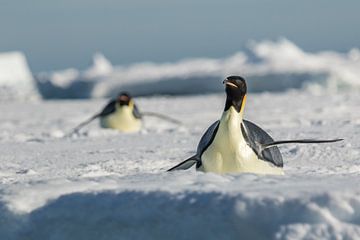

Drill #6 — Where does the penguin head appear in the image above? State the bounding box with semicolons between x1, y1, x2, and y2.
223;76;247;113
116;92;133;106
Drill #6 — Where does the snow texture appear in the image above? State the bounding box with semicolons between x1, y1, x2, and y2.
0;52;40;101
0;90;359;239
35;39;360;98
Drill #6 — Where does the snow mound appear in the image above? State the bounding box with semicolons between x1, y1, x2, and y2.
0;91;359;239
0;176;360;240
84;52;113;78
0;52;40;101
35;39;360;98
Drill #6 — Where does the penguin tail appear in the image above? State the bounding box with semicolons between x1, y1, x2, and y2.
167;155;199;171
261;138;344;151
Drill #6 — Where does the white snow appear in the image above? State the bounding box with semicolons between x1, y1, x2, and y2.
0;90;359;239
84;52;113;78
35;39;360;98
0;52;40;101
1;38;360;239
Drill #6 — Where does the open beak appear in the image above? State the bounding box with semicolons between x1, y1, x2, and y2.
223;79;238;88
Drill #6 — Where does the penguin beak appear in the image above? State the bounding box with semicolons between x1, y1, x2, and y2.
223;79;238;88
223;78;247;113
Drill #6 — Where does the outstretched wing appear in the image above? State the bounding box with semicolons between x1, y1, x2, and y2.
67;100;116;135
197;120;220;156
98;100;117;117
167;120;219;171
141;111;180;124
132;104;142;119
241;119;283;167
262;138;343;149
167;155;199;171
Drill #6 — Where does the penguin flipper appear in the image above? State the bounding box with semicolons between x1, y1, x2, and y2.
70;100;118;134
262;138;344;150
98;100;117;117
167;121;220;172
196;121;220;154
167;156;199;171
66;114;99;136
142;111;181;125
132;104;142;119
241;120;283;167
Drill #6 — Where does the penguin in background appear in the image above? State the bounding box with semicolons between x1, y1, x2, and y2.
168;76;343;175
70;92;180;134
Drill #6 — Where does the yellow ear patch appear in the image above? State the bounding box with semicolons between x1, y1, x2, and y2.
241;95;247;113
129;99;134;108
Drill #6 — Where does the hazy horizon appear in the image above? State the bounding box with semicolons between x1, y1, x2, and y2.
1;0;359;72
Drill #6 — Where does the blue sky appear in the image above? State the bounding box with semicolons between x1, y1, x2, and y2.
1;0;359;72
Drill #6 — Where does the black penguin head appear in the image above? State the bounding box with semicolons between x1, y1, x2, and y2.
117;92;132;106
223;76;247;112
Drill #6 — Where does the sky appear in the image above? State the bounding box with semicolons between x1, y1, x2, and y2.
0;0;360;72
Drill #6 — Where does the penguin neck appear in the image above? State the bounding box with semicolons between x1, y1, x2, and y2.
220;105;244;131
224;94;244;113
116;102;131;113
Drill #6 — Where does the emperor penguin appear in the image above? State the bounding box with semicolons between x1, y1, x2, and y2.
99;92;142;132
70;92;180;134
168;76;343;175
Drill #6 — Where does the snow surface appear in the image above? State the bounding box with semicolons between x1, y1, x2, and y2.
0;90;359;239
0;52;40;101
35;39;360;98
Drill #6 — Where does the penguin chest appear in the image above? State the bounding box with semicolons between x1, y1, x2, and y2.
201;120;258;174
200;112;283;175
100;107;141;132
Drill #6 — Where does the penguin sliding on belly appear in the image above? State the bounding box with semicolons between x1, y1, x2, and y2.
168;76;343;175
70;92;180;134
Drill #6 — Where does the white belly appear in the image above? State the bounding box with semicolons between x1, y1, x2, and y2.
100;106;141;132
200;108;283;175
